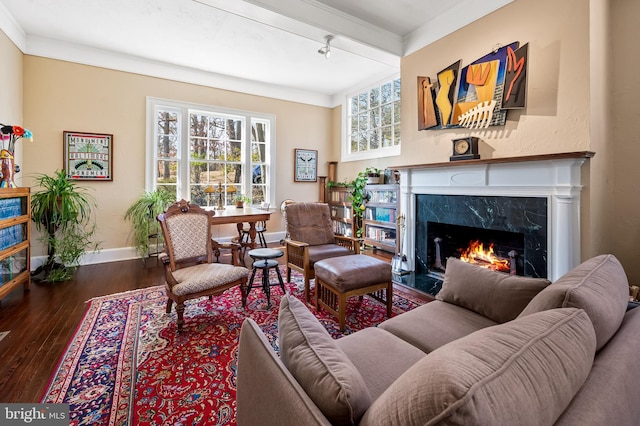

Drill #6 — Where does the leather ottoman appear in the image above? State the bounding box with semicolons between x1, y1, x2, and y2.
314;254;392;331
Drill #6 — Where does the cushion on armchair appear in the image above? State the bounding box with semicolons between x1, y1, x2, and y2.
285;203;336;246
436;257;551;323
360;308;596;426
518;254;629;351
278;293;372;425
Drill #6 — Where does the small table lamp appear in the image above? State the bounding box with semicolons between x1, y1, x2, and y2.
204;185;216;208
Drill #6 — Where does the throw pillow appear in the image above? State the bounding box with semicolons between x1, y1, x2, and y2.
518;254;629;351
360;308;596;426
278;293;372;425
436;257;551;323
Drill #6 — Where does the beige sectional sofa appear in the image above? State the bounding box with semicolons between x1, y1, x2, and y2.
236;254;639;425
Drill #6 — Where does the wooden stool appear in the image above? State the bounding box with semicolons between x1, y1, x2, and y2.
248;248;285;309
314;254;392;331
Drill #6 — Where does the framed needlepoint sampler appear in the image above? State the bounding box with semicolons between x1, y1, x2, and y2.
63;131;113;181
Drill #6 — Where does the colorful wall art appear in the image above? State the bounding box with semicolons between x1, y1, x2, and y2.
418;42;528;130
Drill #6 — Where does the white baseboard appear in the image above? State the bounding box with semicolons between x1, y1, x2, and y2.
29;231;287;270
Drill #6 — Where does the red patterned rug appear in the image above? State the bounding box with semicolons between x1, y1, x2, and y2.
41;267;425;425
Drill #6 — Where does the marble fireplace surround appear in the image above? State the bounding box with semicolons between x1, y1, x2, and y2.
394;151;594;282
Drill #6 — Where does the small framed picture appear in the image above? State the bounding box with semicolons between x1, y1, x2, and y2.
294;148;317;182
63;131;113;181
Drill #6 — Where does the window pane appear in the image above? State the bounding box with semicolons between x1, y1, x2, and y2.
394;124;401;145
226;119;242;140
156;134;177;159
370;108;380;128
157;160;177;183
393;78;401;100
157;111;178;135
190;137;207;160
358;131;367;151
381;104;392;126
208;139;225;160
190;160;208;184
382;126;392;147
350;96;358;115
252;185;265;203
370;87;380;108
370;129;379;150
252;121;267;142
358;92;367;111
229;141;242;161
251;142;266;163
191;185;207;206
350;116;358;134
358;113;368;133
209;117;226;139
351;134;358;152
394;101;401;124
381;82;392;104
190;115;208;137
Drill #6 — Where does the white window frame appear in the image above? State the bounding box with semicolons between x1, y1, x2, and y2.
145;97;276;207
341;74;401;162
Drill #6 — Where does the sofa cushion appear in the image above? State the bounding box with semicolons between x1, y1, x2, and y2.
336;327;427;400
518;254;629;351
436;257;551;323
278;293;372;425
378;300;498;353
360;308;596;426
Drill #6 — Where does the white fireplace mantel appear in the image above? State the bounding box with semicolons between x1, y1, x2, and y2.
394;152;594;281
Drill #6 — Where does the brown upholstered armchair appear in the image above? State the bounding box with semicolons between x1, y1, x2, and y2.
157;200;249;331
284;202;360;303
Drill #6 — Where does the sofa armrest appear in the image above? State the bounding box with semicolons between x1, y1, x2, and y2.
237;318;330;426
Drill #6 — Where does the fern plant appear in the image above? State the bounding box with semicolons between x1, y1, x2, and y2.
124;189;175;258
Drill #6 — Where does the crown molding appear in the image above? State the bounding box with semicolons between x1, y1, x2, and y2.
0;1;26;51
24;35;336;108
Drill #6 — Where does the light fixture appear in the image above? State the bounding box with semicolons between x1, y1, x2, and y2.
318;35;333;59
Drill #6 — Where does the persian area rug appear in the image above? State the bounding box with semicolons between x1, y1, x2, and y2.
41;267;425;425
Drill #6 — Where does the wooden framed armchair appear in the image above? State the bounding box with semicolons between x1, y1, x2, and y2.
157;200;249;331
284;202;360;303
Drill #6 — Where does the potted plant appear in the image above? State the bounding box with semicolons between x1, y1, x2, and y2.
365;167;383;184
124;188;175;258
30;170;101;282
348;170;371;238
234;194;250;208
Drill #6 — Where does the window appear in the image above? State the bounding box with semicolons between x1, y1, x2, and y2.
343;76;401;161
147;98;275;207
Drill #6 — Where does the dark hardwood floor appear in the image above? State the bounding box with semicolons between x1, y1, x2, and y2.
0;245;428;403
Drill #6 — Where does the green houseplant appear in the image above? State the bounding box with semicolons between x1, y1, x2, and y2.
124;189;175;258
348;170;372;237
31;170;101;282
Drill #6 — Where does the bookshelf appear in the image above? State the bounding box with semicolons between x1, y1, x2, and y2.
327;184;355;237
363;184;399;253
0;188;30;301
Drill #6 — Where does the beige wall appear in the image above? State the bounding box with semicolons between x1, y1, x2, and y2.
21;57;333;257
0;31;24;185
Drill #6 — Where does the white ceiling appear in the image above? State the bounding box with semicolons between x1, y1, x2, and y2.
0;0;512;107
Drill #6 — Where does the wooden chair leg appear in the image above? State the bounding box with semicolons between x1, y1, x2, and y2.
166;298;173;313
176;302;185;331
386;282;393;318
304;276;311;303
338;294;347;331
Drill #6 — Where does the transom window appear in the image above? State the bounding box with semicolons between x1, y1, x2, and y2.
343;76;401;161
147;97;274;207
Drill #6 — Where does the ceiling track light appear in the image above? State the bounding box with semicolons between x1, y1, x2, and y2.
318;35;334;59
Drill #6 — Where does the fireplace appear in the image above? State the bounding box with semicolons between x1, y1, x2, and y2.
394;152;593;296
414;194;547;295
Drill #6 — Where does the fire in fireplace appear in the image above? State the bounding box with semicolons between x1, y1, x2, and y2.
428;222;525;276
458;241;511;273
